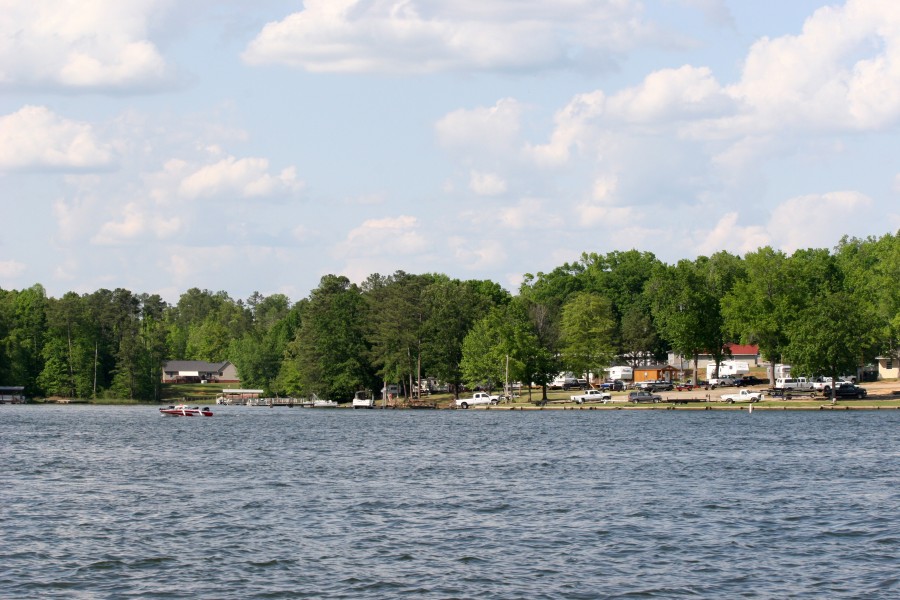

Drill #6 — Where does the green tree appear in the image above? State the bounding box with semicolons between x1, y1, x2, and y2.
8;284;48;395
38;293;76;397
722;248;793;383
836;232;900;371
421;278;495;398
646;258;727;384
619;302;661;365
784;290;875;399
559;292;617;383
0;288;13;384
283;275;373;400
366;271;435;399
460;311;507;393
460;303;545;402
231;294;298;392
137;293;170;401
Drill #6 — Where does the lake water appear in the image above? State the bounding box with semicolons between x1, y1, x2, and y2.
2;405;899;599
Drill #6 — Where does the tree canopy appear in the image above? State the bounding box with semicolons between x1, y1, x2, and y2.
1;232;897;400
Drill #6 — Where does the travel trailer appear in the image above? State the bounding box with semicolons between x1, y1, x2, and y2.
608;366;633;381
706;360;750;379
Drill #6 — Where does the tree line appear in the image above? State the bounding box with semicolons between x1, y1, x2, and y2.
1;233;897;401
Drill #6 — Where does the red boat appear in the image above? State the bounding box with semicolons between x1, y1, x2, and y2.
159;404;213;417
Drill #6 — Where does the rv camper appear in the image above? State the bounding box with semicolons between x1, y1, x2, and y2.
608;366;633;381
706;360;750;379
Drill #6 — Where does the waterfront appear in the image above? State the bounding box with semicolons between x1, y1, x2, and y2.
2;405;899;598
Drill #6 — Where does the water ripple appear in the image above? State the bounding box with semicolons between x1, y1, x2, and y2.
2;406;899;598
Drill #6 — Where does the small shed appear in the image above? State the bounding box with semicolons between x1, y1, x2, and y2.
633;365;679;383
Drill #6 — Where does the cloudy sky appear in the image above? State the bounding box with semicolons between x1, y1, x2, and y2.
2;0;899;302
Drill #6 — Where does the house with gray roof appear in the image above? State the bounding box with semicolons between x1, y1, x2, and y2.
162;360;239;383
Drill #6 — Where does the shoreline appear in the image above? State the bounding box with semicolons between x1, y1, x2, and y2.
12;400;900;411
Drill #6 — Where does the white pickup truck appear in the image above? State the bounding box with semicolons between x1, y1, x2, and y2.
570;389;612;404
456;392;500;409
720;389;764;403
810;377;855;393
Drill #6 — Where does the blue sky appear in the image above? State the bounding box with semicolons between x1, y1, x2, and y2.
2;0;898;303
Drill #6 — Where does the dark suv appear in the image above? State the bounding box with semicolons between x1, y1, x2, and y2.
628;390;662;403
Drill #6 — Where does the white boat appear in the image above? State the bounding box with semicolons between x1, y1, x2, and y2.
351;390;375;409
312;398;338;408
294;393;338;408
159;404;213;417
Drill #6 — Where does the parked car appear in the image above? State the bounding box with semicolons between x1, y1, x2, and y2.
828;383;867;399
628;390;662;403
675;382;694;391
599;380;625;392
737;376;766;386
708;376;737;388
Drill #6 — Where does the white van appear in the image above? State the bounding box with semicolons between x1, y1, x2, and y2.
775;377;814;390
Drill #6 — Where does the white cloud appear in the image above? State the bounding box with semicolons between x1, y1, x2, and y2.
678;0;734;27
436;98;524;154
335;215;431;283
606;65;733;123
722;0;900;133
178;157;303;200
469;170;507;196
521;1;900;176
53;194;100;243
694;212;770;257
448;236;507;270
0;106;113;171
0;259;27;279
433;1;900;237
0;0;171;90
342;215;426;257
496;198;563;231
576;208;633;229
576;194;633;229
91;202;181;245
766;191;873;252
526;91;605;167
691;192;875;258
243;0;648;74
161;246;238;287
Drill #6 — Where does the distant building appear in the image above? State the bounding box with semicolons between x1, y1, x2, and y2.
162;360;239;384
875;353;898;380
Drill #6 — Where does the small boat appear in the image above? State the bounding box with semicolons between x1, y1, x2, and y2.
299;393;338;408
159;404;213;417
312;398;339;408
351;390;375;409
